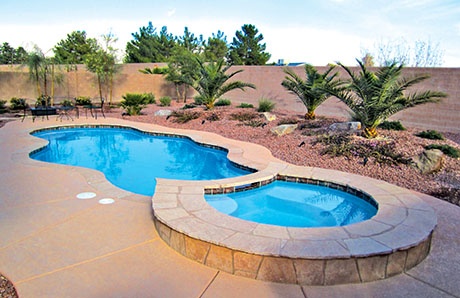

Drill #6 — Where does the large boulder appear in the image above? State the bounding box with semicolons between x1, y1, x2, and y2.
271;124;298;136
411;149;444;174
154;109;172;117
328;121;361;134
262;112;277;122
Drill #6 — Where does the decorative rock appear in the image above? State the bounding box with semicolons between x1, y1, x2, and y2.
262;112;276;122
411;149;443;174
271;124;298;136
328;121;361;134
154;109;172;117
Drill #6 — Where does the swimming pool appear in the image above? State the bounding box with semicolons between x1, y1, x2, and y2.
30;127;251;196
205;180;377;227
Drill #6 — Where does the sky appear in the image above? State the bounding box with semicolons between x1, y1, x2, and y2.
1;0;460;66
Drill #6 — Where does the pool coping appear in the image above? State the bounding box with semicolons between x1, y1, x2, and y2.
25;122;437;286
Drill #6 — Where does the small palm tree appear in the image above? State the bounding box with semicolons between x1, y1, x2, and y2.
329;60;447;138
282;64;341;119
193;58;255;109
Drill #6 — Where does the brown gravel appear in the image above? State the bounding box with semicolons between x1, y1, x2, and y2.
0;103;459;293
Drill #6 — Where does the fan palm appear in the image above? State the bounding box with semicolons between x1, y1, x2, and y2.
193;58;255;109
282;64;342;119
329;60;446;138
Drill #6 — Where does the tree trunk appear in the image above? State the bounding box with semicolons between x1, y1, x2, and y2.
305;111;316;120
363;127;378;139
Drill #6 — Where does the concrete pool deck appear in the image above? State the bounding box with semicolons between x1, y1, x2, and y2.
0;116;459;297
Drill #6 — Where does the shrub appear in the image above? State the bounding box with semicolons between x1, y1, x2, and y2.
120;93;150;115
36;94;51;107
61;99;74;107
278;117;299;125
313;134;410;165
378;120;406;131
206;113;220;121
230;111;259;122
194;95;205;105
425;144;460;158
214;98;232;106
144;92;156;104
237;103;254;108
416;130;445;140
159;96;172;107
182;103;199;110
241;119;265;127
0;100;7;113
10;97;28;110
257;98;275;112
75;96;92;106
171;110;201;123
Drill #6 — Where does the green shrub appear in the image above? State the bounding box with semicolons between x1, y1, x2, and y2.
230;111;259;122
425;144;460;158
416;130;445;140
75;96;92;106
257;98;276;112
314;134;410;165
36;94;51;107
159;96;172;107
10;97;28;110
237;103;254;108
120;93;150;115
194;95;205;105
378;120;406;131
214;98;231;106
171;110;201;123
0;100;7;113
152;67;168;74
61;99;74;107
144;92;156;104
182;103;199;109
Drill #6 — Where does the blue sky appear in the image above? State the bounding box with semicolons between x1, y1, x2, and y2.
1;0;459;66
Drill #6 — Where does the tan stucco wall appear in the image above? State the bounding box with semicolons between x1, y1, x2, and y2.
1;63;458;132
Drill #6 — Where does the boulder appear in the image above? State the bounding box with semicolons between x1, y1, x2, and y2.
154;109;172;117
328;122;361;134
271;124;298;136
411;149;444;174
262;112;276;122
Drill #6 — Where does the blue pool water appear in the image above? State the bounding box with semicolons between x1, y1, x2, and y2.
205;181;377;227
31;127;250;196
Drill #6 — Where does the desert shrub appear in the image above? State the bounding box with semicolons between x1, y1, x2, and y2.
257;98;276;112
75;96;92;106
120;93;150;115
0;100;7;113
314;134;409;165
182;103;199;109
171;110;201;123
237;103;254;108
425;144;460;158
194;95;205;105
215;98;232;106
378;120;406;131
159;96;172;107
10;97;28;110
416;130;445;140
241;119;265;127
35;95;51;107
206;112;220;121
230;111;259;122
278;117;299;125
144;92;156;104
61;99;74;107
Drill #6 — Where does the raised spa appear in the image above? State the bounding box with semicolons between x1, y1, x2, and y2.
205;180;377;227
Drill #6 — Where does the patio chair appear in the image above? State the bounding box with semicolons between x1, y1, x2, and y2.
87;98;105;119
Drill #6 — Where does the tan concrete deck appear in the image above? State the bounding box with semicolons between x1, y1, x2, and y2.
1;116;459;297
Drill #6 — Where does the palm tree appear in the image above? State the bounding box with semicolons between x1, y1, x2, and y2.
192;58;255;109
281;64;341;119
328;60;446;138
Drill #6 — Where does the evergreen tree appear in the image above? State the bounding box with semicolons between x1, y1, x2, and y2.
53;31;98;65
203;30;228;62
227;24;270;65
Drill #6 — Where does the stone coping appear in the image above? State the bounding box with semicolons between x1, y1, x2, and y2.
24;122;437;285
